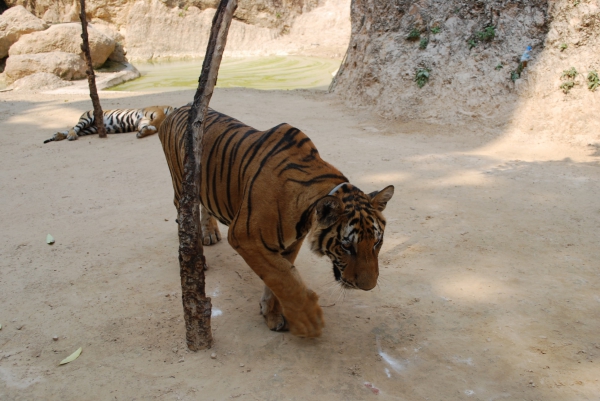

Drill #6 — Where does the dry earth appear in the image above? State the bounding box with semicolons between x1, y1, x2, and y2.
0;88;599;400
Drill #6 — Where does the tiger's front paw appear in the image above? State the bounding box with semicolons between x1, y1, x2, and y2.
201;216;222;246
260;289;289;332
283;289;324;338
136;125;157;138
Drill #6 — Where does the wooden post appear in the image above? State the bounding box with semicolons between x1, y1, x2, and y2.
79;0;107;138
178;0;238;351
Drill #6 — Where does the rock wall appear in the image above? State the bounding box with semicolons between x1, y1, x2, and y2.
6;0;349;60
331;0;599;142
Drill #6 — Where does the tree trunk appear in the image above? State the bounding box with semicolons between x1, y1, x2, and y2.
79;0;107;138
178;0;238;351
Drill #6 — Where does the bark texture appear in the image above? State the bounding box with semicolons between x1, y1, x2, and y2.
79;0;106;138
178;0;238;351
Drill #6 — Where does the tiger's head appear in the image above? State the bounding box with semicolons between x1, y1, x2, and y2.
309;183;394;291
142;106;175;128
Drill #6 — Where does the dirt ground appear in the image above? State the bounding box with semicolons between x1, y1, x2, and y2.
0;87;599;401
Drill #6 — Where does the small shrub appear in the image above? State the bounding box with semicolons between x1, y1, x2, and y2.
467;39;477;50
415;68;430;88
560;81;575;94
562;67;578;80
476;26;496;42
560;67;578;94
560;43;568;51
588;70;599;91
407;28;421;41
419;38;429;50
495;63;503;70
431;26;441;34
511;70;520;82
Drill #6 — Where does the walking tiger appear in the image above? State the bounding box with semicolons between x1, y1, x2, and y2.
159;106;394;338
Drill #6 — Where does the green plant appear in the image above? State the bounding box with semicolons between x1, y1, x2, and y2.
560;43;568;51
431;26;441;34
573;0;580;5
407;28;421;41
511;70;520;82
495;63;503;70
587;70;599;91
560;81;575;93
562;67;578;80
419;38;429;49
559;67;578;93
415;68;430;88
276;12;282;19
476;26;496;42
467;39;477;49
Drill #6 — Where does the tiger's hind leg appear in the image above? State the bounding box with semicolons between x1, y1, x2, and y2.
258;238;305;332
200;206;222;246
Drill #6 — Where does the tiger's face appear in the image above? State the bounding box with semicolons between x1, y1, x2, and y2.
141;106;174;129
310;184;394;290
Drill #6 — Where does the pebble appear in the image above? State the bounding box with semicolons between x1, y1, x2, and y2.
53;336;59;341
210;352;217;359
240;363;245;367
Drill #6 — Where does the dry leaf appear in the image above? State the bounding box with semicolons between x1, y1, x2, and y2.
59;347;82;365
46;234;55;245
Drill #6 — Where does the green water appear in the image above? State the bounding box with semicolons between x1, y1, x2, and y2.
108;56;341;92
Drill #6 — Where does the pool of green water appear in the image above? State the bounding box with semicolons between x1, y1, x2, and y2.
108;56;341;92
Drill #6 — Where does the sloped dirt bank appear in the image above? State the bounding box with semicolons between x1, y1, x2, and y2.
331;0;600;145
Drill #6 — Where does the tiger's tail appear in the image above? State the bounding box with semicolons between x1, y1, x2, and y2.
43;137;55;144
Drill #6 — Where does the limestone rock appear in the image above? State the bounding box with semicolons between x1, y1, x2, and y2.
0;5;48;58
91;23;127;62
9;23;115;68
7;72;73;92
5;52;86;83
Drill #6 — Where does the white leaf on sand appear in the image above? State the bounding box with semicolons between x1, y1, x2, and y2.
46;234;55;245
59;347;82;365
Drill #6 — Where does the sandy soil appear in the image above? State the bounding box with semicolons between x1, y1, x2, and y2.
0;87;599;401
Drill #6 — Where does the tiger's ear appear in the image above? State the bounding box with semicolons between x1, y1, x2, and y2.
368;185;394;212
315;195;344;227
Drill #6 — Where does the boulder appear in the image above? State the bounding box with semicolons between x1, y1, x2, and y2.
5;52;86;83
0;5;49;58
8;72;73;92
9;22;115;68
91;23;127;62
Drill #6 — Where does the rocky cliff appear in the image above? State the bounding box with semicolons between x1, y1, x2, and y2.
6;0;349;60
331;0;599;142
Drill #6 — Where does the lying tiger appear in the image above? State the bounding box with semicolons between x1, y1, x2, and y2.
159;106;394;338
44;106;174;143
